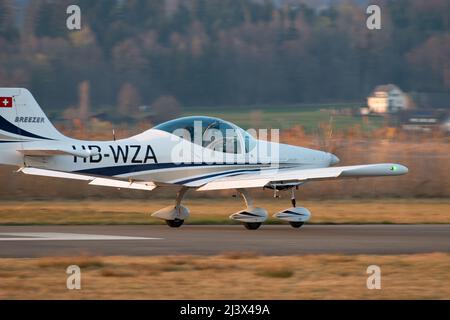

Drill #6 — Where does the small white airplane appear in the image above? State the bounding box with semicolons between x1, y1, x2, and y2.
0;88;408;229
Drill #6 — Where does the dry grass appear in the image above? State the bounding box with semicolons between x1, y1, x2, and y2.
0;198;449;224
0;253;449;299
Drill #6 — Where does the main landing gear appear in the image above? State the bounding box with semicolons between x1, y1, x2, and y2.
231;187;311;230
229;189;268;230
152;186;311;230
152;187;190;228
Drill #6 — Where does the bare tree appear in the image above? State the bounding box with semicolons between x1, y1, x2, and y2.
152;96;182;122
78;80;90;121
117;83;141;115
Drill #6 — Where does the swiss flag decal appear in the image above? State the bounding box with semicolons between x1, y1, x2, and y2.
0;97;13;108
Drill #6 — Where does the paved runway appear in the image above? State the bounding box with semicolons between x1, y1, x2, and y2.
0;225;449;258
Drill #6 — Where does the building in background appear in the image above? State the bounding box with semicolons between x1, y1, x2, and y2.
400;110;449;132
367;84;410;114
442;116;450;134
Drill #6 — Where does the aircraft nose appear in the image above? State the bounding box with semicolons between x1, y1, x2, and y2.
329;153;340;165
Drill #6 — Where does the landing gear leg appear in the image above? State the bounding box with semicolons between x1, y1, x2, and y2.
166;187;189;228
290;187;296;208
238;188;254;209
287;187;305;229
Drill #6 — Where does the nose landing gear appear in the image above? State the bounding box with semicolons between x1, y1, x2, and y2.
166;219;184;228
273;187;311;229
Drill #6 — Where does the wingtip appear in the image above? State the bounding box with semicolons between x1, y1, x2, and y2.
390;164;409;175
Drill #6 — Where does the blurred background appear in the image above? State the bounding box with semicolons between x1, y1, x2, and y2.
0;0;449;199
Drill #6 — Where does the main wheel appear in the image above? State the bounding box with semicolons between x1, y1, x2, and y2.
166;219;184;228
244;222;262;230
289;221;304;229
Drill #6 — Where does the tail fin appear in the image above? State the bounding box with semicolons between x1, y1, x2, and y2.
0;88;66;141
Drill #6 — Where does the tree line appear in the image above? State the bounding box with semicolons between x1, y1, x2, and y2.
0;0;449;113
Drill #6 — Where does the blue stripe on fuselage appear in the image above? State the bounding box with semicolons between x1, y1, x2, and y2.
174;168;263;184
75;162;267;177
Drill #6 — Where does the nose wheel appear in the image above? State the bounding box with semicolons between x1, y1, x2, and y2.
166;219;184;228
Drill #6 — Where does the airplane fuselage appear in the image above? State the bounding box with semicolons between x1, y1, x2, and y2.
1;128;336;186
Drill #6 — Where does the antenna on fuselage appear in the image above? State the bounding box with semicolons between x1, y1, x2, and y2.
317;114;336;153
112;128;116;141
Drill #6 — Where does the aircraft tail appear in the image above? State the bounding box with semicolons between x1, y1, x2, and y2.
0;88;66;141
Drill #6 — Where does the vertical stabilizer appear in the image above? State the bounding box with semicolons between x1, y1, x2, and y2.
0;88;66;141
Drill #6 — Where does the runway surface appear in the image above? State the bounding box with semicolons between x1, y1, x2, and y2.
0;224;449;258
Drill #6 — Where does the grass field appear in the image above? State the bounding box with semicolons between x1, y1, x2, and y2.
182;103;383;132
0;198;449;225
1;253;449;299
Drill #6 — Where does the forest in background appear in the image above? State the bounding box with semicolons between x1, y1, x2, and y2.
0;0;449;199
0;0;449;115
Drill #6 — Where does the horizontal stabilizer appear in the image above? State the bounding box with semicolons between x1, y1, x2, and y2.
18;148;99;158
19;167;94;181
19;167;156;191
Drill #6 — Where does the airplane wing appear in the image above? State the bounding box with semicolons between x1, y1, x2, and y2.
196;163;408;191
19;167;157;191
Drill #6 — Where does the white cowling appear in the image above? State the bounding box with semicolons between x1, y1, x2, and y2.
230;207;268;223
273;207;311;222
152;205;190;221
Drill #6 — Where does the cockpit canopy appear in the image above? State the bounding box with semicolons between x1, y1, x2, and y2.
153;116;256;154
